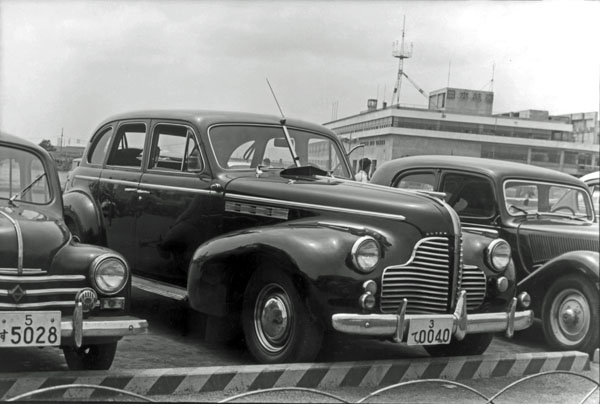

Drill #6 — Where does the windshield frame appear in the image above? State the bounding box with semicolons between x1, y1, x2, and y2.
206;123;352;178
502;178;595;222
0;143;54;206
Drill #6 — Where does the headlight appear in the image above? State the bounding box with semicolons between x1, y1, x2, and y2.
351;236;380;273
90;254;129;295
486;239;511;273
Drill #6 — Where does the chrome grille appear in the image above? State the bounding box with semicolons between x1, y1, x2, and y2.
0;274;87;310
461;265;486;311
381;237;452;314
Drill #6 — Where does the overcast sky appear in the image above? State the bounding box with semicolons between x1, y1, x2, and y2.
1;0;598;146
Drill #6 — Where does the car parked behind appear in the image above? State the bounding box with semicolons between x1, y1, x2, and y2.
581;171;599;218
0;133;147;370
63;110;532;363
371;155;599;354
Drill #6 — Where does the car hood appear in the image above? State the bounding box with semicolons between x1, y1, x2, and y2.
518;219;599;263
223;174;455;236
0;206;69;271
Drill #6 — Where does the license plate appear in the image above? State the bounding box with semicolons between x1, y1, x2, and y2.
407;316;453;345
0;311;61;347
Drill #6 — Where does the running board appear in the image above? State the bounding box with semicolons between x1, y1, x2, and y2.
132;275;188;301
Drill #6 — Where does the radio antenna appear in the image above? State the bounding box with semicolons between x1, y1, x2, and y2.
266;78;286;122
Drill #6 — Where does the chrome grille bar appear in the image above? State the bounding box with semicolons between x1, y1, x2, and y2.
461;264;487;310
381;237;451;314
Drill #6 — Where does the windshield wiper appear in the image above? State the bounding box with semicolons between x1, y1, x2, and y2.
9;173;46;205
509;204;530;216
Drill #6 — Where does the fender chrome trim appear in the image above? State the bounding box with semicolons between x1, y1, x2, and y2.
0;210;23;275
226;194;406;222
132;275;187;301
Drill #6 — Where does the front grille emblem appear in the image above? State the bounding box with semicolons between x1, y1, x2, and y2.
9;285;25;303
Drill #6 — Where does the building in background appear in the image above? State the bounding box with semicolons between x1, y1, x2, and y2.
323;88;599;177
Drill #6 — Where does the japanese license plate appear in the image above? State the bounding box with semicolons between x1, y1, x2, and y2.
407;316;453;345
0;311;61;347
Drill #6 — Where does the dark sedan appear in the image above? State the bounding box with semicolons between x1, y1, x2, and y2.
372;155;599;354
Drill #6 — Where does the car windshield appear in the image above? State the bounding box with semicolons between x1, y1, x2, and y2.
208;124;351;178
0;145;51;204
504;180;593;221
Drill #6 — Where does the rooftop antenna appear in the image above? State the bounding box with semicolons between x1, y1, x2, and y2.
447;61;452;87
266;78;286;123
391;16;413;106
490;62;495;91
265;78;300;167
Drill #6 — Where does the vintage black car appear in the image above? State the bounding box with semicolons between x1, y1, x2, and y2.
63;110;532;363
372;156;599;354
0;133;147;370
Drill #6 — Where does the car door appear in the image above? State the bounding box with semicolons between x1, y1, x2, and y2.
98;120;149;266
134;121;221;287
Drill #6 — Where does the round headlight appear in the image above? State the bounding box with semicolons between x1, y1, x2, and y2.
486;239;511;273
351;236;380;273
90;254;128;295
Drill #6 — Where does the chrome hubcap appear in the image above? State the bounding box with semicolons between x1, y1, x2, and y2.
550;288;590;346
254;284;292;353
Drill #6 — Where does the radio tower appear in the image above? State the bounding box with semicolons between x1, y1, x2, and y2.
391;16;413;106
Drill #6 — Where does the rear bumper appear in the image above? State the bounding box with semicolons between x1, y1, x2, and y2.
332;290;533;342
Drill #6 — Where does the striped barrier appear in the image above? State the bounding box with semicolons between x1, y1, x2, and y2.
0;351;591;400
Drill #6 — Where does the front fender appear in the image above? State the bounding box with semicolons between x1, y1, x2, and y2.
187;225;364;317
517;250;599;314
63;190;105;245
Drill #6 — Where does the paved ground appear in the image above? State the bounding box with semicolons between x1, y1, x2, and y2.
0;288;550;373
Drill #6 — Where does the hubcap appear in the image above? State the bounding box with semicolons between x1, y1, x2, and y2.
550;288;590;346
254;284;292;353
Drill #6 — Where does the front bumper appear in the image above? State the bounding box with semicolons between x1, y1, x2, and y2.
61;315;148;341
332;290;533;342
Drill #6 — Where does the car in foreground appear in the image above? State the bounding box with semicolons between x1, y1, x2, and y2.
63;110;532;363
0;133;147;370
371;155;599;354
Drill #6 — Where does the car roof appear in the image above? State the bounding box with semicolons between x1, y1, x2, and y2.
0;132;47;154
377;155;584;186
581;171;599;182
95;110;333;136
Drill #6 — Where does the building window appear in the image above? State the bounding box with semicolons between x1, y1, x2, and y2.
447;90;455;100
460;92;469;100
472;93;482;102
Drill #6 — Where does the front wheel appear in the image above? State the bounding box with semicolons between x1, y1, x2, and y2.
62;342;118;370
542;275;599;354
242;269;323;364
424;333;493;357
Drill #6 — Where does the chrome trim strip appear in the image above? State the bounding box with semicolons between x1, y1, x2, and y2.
0;288;82;296
226;193;406;222
0;275;86;282
225;201;289;220
462;226;500;237
0;301;75;308
0;210;23;275
97;178;139;187
74;174;99;181
132;275;187;301
0;268;46;275
139;182;211;195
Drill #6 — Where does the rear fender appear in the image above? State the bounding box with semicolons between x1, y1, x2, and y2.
63;191;105;246
186;225;360;318
517;250;599;314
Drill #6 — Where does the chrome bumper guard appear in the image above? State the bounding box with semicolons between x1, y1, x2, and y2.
332;290;533;342
66;297;148;348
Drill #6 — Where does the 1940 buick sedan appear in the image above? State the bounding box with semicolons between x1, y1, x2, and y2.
0;133;147;370
371;156;599;354
63;110;532;363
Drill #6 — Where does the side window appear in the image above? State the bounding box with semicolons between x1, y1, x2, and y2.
106;123;147;168
149;124;203;172
442;173;495;218
88;127;114;165
395;172;436;191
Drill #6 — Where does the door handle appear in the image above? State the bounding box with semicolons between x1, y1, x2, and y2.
137;189;150;194
124;188;137;192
